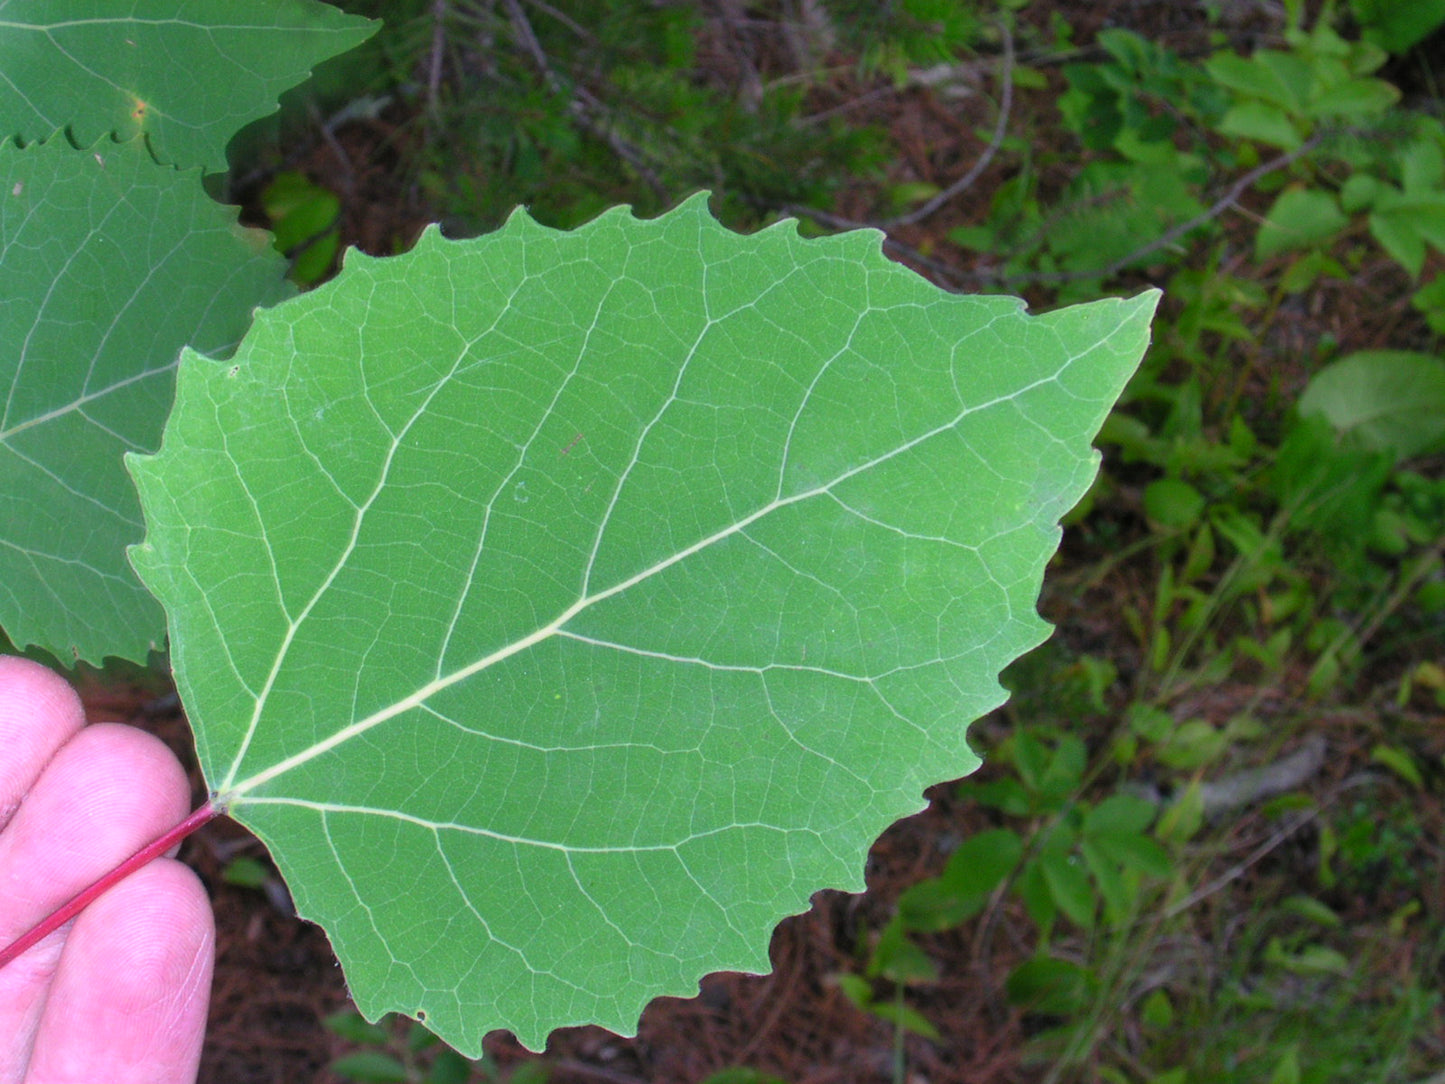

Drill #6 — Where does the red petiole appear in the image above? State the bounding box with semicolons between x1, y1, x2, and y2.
0;801;222;971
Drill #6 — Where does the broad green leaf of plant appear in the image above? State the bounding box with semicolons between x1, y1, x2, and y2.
0;0;376;171
1255;187;1348;260
0;135;291;664
1298;350;1445;459
128;195;1157;1053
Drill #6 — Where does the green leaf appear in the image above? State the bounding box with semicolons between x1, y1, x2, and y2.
0;135;290;664
220;856;272;889
1039;844;1096;927
1268;1045;1301;1084
426;1050;473;1084
1004;955;1097;1016
1370;743;1423;788
262;170;342;287
701;1070;788;1084
1082;793;1156;838
866;997;941;1040
1255;188;1349;260
128;196;1156;1054
1079;838;1132;921
1216;101;1302;149
1298;350;1445;459
835;973;876;1010
1369;209;1429;276
1310;77;1399;119
1206;52;1309;113
323;1010;393;1046
330;1052;410;1084
1142;477;1205;530
1088;830;1172;880
1351;0;1445;53
897;827;1022;931
0;0;376;171
867;915;938;984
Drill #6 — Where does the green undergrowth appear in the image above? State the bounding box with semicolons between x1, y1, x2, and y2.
205;0;1445;1080
821;4;1445;1084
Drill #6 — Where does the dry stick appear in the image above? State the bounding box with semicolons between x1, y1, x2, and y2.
794;130;1322;293
881;21;1015;230
427;0;449;122
0;802;222;971
521;0;595;42
994;134;1325;286
502;0;669;201
1163;808;1320;919
1310;535;1445;687
1162;770;1374;922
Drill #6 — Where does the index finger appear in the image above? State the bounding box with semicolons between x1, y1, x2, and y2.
0;657;86;833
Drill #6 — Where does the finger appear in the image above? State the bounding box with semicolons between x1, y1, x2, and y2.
27;859;213;1084
0;724;191;1081
0;657;86;833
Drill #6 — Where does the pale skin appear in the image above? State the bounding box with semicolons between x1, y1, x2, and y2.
0;656;212;1084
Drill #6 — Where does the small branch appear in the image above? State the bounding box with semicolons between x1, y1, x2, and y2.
782;203;975;292
502;0;668;200
1164;807;1319;918
883;21;1015;229
787;128;1320;299
1309;535;1445;686
427;0;449;122
985;135;1324;286
0;802;222;972
521;0;595;43
1194;733;1326;820
1164;771;1371;920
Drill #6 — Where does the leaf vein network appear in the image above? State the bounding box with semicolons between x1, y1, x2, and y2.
246;797;821;856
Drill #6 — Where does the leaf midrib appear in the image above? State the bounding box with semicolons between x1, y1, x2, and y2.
0;361;177;442
216;361;1075;806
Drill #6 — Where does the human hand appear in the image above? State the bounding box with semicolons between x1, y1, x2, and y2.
0;656;212;1083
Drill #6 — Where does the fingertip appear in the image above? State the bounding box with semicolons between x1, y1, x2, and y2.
30;859;214;1084
0;656;86;825
67;723;194;829
0;723;196;934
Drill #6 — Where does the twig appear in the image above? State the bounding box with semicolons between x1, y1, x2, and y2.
521;0;595;42
1194;733;1326;820
781;204;974;292
427;0;448;119
883;21;1015;229
788;131;1321;297
1164;810;1317;918
1164;770;1371;919
983;134;1324;286
307;98;356;191
502;0;669;200
1309;535;1445;686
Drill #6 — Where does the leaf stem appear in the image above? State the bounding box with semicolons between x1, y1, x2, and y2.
0;801;221;971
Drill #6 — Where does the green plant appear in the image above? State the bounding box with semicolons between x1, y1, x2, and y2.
859;727;1176;1070
809;7;1445;1082
312;0;896;234
262;170;344;285
0;0;1156;1063
323;1009;534;1084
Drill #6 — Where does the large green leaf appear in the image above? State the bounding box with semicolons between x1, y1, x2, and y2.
0;135;291;664
1298;350;1445;459
0;0;375;171
129;195;1157;1053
